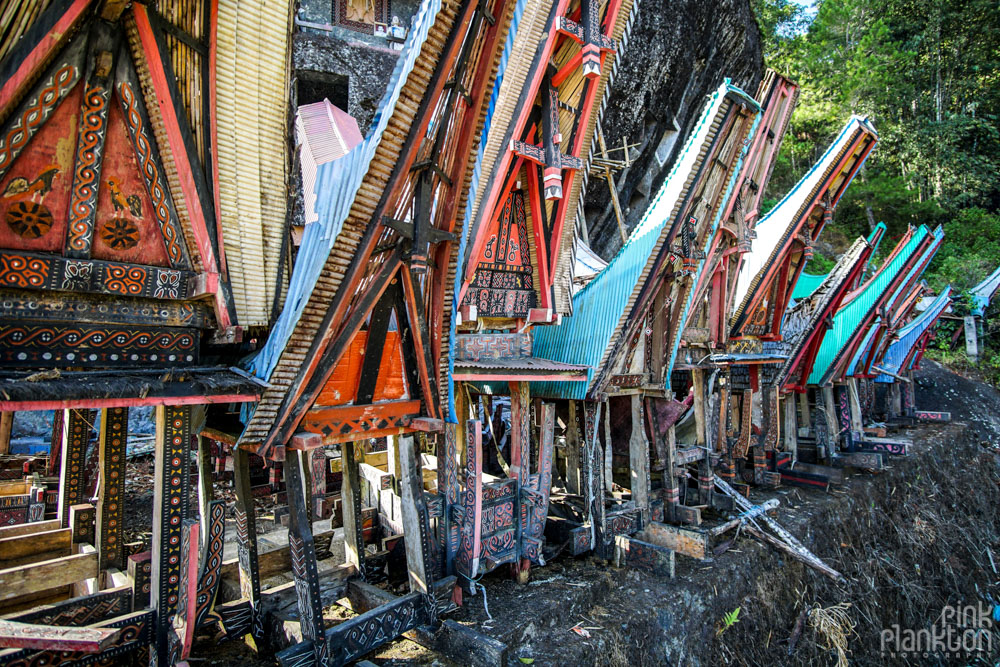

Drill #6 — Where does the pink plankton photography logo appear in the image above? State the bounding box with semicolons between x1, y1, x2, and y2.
880;602;997;659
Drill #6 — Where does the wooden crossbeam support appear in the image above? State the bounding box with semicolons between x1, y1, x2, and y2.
341;441;367;580
0;619;119;652
398;434;435;594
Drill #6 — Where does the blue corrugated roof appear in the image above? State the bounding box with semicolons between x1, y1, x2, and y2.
971;264;1000;316
807;225;930;385
248;0;443;383
875;288;952;382
531;82;760;399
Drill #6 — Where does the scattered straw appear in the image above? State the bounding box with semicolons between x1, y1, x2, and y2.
808;602;856;667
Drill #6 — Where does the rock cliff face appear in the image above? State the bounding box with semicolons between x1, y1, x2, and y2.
583;0;764;258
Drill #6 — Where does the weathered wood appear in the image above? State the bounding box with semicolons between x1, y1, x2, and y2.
0;413;12;456
822;386;839;449
127;551;151;610
0;528;71;566
565;400;582;495
0;552;98;602
408;620;509;667
641;522;708;560
782;395;798;460
397;434;433;594
0;618;119;652
218;529;337;586
342;441;366;579
0;520;61;540
230;445;263;641
614;535;675;578
692;369;706;446
629;395;650;526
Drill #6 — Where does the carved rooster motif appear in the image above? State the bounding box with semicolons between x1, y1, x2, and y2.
2;166;59;199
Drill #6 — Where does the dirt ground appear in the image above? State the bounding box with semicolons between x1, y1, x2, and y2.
130;361;1000;665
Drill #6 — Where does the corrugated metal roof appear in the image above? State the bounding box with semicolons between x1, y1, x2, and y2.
531;82;759;400
875;288;952;382
248;0;442;383
454;357;589;374
296;100;363;233
791;270;828;301
971;264;1000;316
731;116;878;322
807;225;930;386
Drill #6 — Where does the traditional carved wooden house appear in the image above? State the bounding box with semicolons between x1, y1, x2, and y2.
791;224;935;467
0;0;291;663
530;80;762;555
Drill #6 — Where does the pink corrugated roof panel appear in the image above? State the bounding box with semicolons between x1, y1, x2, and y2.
295;99;364;226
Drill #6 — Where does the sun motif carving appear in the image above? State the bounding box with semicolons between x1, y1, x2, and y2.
6;201;54;239
100;217;140;250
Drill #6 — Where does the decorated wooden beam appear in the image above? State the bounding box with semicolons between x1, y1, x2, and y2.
555;0;615;78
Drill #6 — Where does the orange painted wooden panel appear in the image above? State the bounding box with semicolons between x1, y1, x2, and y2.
90;97;168;266
315;330;408;406
0;86;80;254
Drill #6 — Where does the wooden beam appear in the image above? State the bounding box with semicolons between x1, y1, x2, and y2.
0;412;12;455
565;401;582;495
629;395;650;526
0;520;61;540
341;442;366;579
0;529;71;567
58;410;92;528
0;552;98;603
397;435;433;594
0;619;119;652
640;522;708;560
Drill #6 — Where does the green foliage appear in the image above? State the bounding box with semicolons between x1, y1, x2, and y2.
753;0;1000;348
717;607;742;636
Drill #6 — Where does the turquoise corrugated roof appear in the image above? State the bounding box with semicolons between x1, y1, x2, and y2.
248;0;443;383
844;319;880;377
792;271;828;300
807;225;930;385
531;81;760;399
875;288;951;382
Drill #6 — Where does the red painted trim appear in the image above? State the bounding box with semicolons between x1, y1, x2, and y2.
0;0;92;114
208;0;226;277
307;399;421;420
0;393;258;411
526;159;552;310
452;372;588;381
131;4;231;330
551;50;582;87
400;267;439;420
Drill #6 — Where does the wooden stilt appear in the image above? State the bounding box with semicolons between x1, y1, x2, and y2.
341;441;366;580
629;395;650;527
47;410;64;477
152;405;192;664
232;446;263;642
583;401;608;556
565;401;581;495
603;400;613;494
58;410;92;528
847;379;864;433
822;386;839;449
97;407;127;573
0;412;13;456
284;446;329;666
797;392;810;431
692;369;706;447
782;396;798;461
438;424;460;577
509;382;530;481
397;434;433;595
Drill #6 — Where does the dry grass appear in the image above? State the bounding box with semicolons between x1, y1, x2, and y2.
808;602;855;667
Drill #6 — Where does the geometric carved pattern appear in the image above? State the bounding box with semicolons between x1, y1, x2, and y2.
4;587;132;627
0;251;196;299
60;409;93;527
0;322;198;367
99;407;128;571
154;405;190;659
326;592;428;665
66;78;112;258
454;333;532;361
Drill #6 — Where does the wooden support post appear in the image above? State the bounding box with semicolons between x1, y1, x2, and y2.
59;410;92;528
69;503;96;545
565;401;581;495
438;423;460;577
127;551;151;610
692;369;706;447
822;386;839;449
47;411;64;477
797;392;810;431
311;448;328;520
603;400;613;493
847;379;865;432
583;402;608;556
283;447;328;666
456;420;482;587
341;441;366;580
152;404;191;664
782;396;798;461
196;434;214;541
97;407;128;573
232;446;263;642
629;395;650;527
0;412;12;456
397;434;433;595
509;382;530;481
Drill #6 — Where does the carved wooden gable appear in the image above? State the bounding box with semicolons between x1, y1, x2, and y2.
462;189;537;318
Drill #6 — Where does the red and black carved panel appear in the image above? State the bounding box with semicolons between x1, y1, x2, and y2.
0;493;30;526
437;424;460;575
478;479;517;568
5;587;132;627
0;609;152;667
326;592;428;665
114;57;190;270
0;321;198;367
456;420;483;582
0;38;86;181
99;407;128;571
0;250;197;299
454;332;532;361
461;190;537;318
